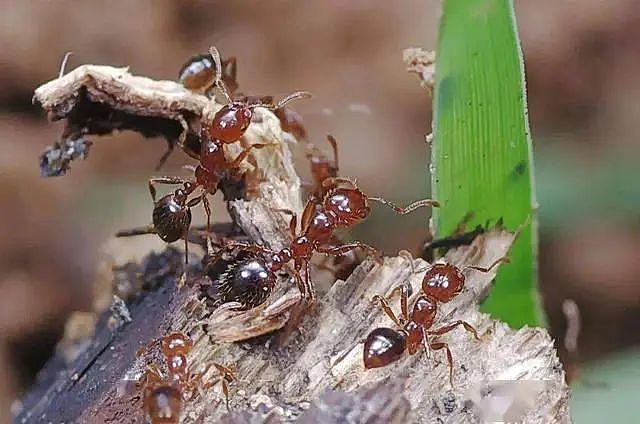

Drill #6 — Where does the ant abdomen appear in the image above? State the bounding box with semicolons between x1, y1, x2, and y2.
152;194;192;243
144;385;182;424
178;54;217;94
363;327;407;369
203;252;276;310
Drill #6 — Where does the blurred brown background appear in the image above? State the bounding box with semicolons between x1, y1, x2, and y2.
1;1;639;421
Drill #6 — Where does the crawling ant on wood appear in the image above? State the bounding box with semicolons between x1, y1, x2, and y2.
118;47;310;285
219;176;439;303
363;258;509;384
137;332;235;423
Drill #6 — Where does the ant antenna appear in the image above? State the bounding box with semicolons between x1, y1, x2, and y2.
462;256;510;273
58;51;73;78
368;197;440;214
249;91;312;111
398;250;416;275
208;46;233;104
326;135;339;169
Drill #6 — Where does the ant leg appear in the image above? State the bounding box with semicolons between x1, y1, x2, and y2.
138;364;164;389
176;196;204;288
397;283;411;321
154;116;189;171
136;337;162;358
115;225;157;237
148;176;188;202
326;135;339;171
371;295;403;327
430;341;455;386
213;363;237;382
230;143;279;169
300;198;318;233
219;239;277;258
463;257;511;273
421;326;432;360
368;197;440;214
428;320;480;341
272;208;297;239
155;143;174;171
202;194;212;235
304;260;316;304
209;363;236;411
317;242;382;264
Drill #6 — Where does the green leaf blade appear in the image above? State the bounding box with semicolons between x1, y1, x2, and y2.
432;0;541;327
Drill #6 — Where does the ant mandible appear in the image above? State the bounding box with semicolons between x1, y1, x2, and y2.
119;47;311;285
218;174;439;304
137;332;236;423
363;257;509;384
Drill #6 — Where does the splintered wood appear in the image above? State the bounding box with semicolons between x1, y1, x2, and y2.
20;64;570;424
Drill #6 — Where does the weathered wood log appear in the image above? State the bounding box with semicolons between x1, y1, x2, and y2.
16;65;571;424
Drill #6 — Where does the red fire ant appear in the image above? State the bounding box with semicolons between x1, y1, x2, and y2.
218;177;439;304
118;47;311;285
137;332;236;423
363;258;509;384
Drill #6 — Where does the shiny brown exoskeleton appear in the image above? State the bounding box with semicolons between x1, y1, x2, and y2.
118;47;310;285
218;177;439;303
137;332;236;423
363;257;509;384
201;242;278;310
178;53;239;95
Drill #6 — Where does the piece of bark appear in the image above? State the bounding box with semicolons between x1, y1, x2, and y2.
18;65;570;424
403;48;436;92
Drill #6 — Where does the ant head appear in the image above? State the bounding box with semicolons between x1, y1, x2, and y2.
421;263;465;303
161;333;193;357
324;187;370;226
152;193;192;243
204;47;311;144
363;327;406;369
209;103;254;143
